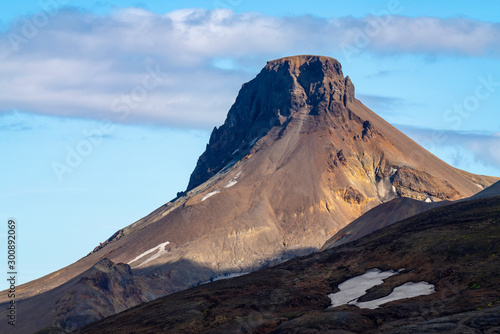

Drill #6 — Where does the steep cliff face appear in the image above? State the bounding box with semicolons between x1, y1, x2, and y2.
3;55;497;333
187;56;354;191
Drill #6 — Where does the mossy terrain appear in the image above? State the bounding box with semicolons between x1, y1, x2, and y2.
35;326;69;334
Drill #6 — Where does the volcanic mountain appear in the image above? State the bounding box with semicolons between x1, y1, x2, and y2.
1;55;497;333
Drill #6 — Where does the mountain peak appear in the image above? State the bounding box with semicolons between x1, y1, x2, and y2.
264;55;353;107
186;55;354;191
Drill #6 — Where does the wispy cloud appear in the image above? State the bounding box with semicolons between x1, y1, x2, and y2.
0;122;33;132
398;125;500;173
364;69;405;79
1;8;499;128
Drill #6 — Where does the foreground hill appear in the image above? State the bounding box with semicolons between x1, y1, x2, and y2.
76;195;500;333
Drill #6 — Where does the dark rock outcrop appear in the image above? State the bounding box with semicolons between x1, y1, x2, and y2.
53;259;147;331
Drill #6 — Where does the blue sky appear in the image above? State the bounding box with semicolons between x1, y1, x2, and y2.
1;0;500;285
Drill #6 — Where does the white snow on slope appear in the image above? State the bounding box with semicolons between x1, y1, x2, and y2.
201;190;220;201
225;180;238;188
328;268;435;309
128;241;170;266
201;172;242;202
352;281;435;309
328;268;399;308
225;171;242;188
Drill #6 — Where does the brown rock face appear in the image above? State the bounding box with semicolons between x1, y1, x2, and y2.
338;186;367;205
391;166;460;201
320;180;500;251
3;55;498;333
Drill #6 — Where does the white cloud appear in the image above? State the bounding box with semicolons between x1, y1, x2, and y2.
364;16;500;57
1;8;499;128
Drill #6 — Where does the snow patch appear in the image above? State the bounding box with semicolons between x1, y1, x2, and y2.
225;180;238;188
225;171;242;188
128;241;170;266
475;183;485;189
201;190;220;201
425;197;432;203
249;137;259;146
232;149;239;155
352;281;435;309
328;268;399;308
328;268;435;309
